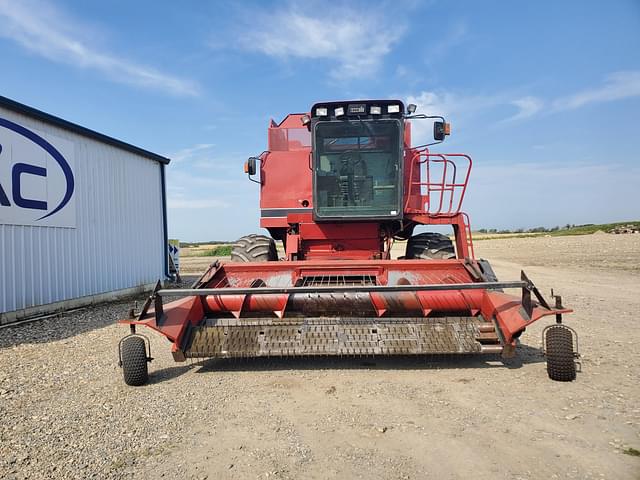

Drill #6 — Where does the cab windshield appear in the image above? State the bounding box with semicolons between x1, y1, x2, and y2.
314;120;401;218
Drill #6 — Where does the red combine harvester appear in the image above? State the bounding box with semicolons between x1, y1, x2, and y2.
118;100;579;386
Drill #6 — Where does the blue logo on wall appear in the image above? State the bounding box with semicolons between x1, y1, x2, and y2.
0;117;75;220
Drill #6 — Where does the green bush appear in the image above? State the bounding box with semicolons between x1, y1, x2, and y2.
202;245;233;256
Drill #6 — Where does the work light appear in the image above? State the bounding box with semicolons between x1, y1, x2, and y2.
370;106;381;115
387;104;400;114
334;107;345;117
315;107;328;116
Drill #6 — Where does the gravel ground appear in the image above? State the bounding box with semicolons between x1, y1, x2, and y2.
1;234;639;479
473;232;640;273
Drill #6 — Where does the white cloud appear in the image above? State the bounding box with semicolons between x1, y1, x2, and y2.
406;90;502;119
502;96;544;122
553;71;640;111
395;65;409;78
501;71;640;122
167;144;239;173
238;4;405;79
0;0;199;96
170;144;216;163
405;90;504;143
167;167;236;210
406;70;640;135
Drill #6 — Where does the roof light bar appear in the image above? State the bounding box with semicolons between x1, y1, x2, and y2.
348;104;366;115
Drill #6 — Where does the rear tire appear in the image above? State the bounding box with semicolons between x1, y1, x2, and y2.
477;259;503;291
231;234;278;262
545;325;576;381
477;259;499;282
121;336;148;386
405;232;455;259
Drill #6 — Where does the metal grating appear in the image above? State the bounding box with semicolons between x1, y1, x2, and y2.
300;275;376;287
185;316;485;358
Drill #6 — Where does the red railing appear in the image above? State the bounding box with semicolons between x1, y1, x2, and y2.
461;211;475;259
405;150;472;216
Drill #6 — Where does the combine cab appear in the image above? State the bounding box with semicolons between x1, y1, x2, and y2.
117;100;579;386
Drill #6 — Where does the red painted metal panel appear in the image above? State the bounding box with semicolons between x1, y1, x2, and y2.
120;258;572;360
260;150;312;211
299;222;379;239
257;113;477;260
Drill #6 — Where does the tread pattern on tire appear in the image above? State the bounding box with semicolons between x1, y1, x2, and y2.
405;232;456;260
121;336;148;386
477;259;503;291
545;325;576;382
231;234;278;262
477;258;499;282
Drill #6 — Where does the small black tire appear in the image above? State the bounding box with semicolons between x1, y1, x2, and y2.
121;336;149;386
231;234;278;262
405;232;456;260
545;325;576;382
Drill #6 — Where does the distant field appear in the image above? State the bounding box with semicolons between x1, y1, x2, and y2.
178;221;640;255
472;220;639;240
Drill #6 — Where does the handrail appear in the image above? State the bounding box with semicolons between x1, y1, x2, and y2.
157;280;529;297
405;150;472;215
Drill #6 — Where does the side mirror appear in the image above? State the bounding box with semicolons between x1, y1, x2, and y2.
244;157;257;176
433;121;451;141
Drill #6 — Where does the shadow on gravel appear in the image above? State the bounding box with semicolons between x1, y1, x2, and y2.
148;365;194;385
181;343;545;375
117;345;545;385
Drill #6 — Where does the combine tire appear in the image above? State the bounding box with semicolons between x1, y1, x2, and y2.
405;232;455;260
231;234;278;262
121;336;148;386
477;259;499;282
545;325;576;382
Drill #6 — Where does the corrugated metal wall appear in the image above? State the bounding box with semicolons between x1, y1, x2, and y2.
0;106;165;314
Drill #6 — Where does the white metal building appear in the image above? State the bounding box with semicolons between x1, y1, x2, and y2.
0;96;169;324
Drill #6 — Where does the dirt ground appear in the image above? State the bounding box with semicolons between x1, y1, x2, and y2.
1;234;639;479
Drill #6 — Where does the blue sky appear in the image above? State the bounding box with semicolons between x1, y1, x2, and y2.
1;0;639;241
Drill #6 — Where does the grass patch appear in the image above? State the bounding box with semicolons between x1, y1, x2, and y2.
473;221;639;240
549;221;640;236
180;240;227;248
623;447;640;457
201;245;233;256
